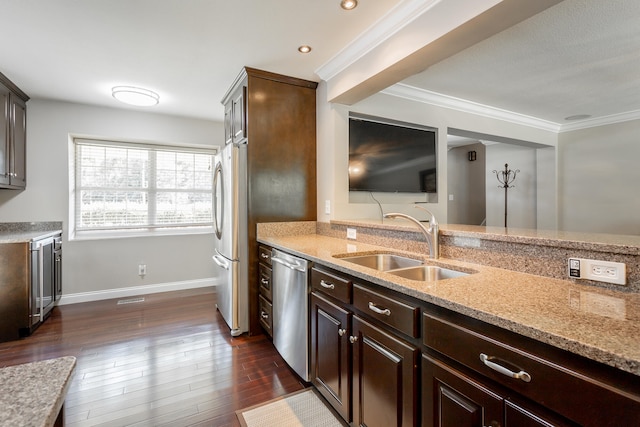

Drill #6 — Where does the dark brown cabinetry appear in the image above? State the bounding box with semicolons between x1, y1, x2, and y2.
257;244;272;336
422;353;570;427
422;310;640;426
310;266;419;426
304;260;640;427
310;292;351;421
223;68;317;335
0;71;28;189
352;315;419;427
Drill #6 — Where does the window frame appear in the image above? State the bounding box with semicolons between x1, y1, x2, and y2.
70;137;217;240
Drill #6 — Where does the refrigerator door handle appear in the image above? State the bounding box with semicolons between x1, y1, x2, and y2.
212;250;232;270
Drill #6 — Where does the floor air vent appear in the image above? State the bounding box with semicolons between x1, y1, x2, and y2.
117;297;145;305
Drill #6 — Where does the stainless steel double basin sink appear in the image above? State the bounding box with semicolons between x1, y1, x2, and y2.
333;253;472;282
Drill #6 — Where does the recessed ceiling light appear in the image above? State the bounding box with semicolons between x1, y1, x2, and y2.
340;0;358;10
298;45;312;54
564;114;591;121
112;86;160;107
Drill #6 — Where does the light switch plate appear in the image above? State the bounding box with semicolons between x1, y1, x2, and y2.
347;227;357;240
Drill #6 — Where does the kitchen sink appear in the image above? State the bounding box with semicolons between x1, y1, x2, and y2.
336;253;423;271
388;265;470;281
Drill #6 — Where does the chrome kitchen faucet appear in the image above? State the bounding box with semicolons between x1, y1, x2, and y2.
384;206;439;259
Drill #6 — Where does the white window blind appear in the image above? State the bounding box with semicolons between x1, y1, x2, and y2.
73;138;215;233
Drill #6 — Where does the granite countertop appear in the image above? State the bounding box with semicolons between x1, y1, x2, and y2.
0;222;63;244
0;356;76;427
0;230;63;244
258;233;640;376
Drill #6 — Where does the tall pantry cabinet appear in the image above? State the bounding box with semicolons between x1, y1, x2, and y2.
221;67;317;335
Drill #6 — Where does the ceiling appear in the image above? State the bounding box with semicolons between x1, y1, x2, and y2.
399;0;640;129
1;0;637;129
0;0;401;121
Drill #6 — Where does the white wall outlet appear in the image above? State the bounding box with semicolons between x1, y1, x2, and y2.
325;199;331;214
568;258;626;285
138;264;147;277
346;227;357;240
448;194;454;201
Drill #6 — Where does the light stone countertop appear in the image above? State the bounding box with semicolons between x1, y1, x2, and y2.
0;356;76;427
0;230;63;244
258;233;640;376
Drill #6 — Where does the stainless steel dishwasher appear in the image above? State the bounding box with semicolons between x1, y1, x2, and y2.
270;248;312;381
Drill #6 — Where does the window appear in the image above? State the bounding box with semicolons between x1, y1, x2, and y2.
73;138;215;236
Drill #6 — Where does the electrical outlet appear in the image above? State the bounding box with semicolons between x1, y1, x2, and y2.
325;200;331;214
568;258;626;285
138;264;147;276
346;227;357;240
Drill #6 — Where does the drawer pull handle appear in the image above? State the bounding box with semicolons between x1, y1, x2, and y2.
260;253;270;259
320;279;335;289
260;311;269;319
349;336;358;343
480;353;531;383
261;278;269;285
338;328;346;337
368;301;391;316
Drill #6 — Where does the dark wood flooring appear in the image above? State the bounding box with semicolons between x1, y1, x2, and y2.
0;287;305;426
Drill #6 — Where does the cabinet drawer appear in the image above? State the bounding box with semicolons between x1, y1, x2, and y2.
258;245;272;266
423;312;640;426
311;267;352;304
353;284;420;338
258;295;272;337
259;263;272;300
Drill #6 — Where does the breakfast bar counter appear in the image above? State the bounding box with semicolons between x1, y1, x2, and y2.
257;232;640;377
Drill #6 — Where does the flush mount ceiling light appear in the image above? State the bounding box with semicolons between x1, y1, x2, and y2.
112;86;160;107
298;45;312;54
340;0;358;10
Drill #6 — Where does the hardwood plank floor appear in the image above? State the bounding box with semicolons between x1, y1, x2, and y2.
0;287;305;426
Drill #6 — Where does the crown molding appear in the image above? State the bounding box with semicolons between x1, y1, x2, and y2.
315;0;440;81
382;83;640;133
382;83;561;132
559;110;640;132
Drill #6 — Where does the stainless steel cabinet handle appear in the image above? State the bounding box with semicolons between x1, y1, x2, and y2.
368;301;391;316
338;328;346;336
260;278;269;285
260;311;269;319
320;279;335;289
260;253;270;260
349;336;358;343
480;353;531;383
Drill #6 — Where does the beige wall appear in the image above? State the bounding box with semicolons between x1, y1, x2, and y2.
558;119;640;235
0;99;224;301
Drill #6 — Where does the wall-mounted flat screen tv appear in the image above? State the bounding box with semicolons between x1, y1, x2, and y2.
348;113;437;193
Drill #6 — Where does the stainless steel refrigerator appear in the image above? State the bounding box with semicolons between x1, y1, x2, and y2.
212;142;248;336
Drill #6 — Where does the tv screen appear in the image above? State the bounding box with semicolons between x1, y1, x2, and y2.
348;115;437;193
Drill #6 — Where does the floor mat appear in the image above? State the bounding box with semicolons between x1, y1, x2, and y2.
236;388;344;427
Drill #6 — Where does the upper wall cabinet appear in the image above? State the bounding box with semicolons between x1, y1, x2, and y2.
0;71;28;189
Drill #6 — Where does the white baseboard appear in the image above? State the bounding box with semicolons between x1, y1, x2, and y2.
58;277;220;305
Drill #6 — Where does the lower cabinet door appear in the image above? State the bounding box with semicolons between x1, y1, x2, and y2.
310;292;351;422
352;315;418;427
422;353;503;427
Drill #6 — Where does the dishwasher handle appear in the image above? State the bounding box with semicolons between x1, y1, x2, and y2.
271;255;307;272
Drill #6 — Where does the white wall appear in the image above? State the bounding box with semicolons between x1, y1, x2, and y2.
0;99;224;300
485;143;537;228
447;143;486;225
558;119;640;235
